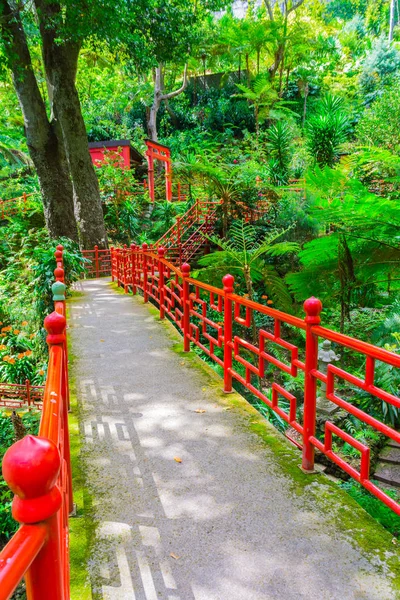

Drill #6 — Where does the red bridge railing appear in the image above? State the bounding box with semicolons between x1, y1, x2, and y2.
0;246;72;600
0;380;44;409
111;244;400;515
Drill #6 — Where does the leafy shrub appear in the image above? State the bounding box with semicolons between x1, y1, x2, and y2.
266;122;293;185
305;95;350;167
359;37;400;103
356;87;400;152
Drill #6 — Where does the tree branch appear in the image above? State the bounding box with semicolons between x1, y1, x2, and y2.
287;0;305;15
263;0;274;20
161;64;188;100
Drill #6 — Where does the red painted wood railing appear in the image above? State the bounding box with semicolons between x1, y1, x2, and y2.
0;193;34;219
111;244;400;515
82;245;112;277
0;246;73;600
0;380;44;409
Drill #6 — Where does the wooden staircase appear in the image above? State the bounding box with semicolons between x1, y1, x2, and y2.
155;199;218;266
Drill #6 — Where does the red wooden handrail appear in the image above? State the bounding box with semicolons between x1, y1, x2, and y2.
111;244;400;516
0;245;72;600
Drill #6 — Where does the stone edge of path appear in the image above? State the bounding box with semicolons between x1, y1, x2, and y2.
121;286;400;591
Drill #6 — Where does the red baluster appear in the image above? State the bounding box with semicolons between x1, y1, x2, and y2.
123;244;128;293
110;247;115;281
223;274;234;393
130;244;136;294
302;297;322;472
158;247;166;319
181;263;190;352
94;245;99;278
26;379;31;407
142;243;148;302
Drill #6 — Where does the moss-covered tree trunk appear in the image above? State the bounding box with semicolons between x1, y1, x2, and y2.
0;0;79;241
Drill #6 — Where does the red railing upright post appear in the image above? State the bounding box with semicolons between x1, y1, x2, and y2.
94;245;99;278
142;243;148;303
302;297;322;472
181;262;190;352
23;192;27;213
130;244;136;294
158;247;166;319
123;244;128;293
222;274;234;393
116;249;121;287
26;379;31;407
110;247;114;281
2;435;64;600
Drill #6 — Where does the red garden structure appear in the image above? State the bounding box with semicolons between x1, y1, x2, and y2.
145;139;172;202
88;139;143;169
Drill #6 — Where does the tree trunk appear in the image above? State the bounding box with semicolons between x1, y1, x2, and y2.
302;82;309;127
389;0;395;42
35;5;107;249
0;0;78;241
148;63;187;143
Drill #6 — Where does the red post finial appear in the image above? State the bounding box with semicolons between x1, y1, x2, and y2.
158;246;165;258
2;435;62;523
181;262;190;277
130;243;135;250
56;244;63;252
303;297;322;324
44;311;66;345
222;274;235;293
142;242;148;251
54;267;65;282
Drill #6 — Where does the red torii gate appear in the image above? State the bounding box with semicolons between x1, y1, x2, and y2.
145;139;172;202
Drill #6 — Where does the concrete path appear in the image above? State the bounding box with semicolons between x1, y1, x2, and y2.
69;279;400;600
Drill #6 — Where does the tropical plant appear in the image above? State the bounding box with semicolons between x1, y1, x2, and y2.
196;220;298;310
235;75;295;139
266;121;293;185
287;165;400;331
305;95;350;167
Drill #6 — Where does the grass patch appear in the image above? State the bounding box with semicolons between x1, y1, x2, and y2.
67;311;94;600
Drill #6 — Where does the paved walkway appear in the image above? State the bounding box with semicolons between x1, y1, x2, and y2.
69;279;400;600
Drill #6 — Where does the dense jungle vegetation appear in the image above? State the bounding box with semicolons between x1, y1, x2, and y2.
1;0;400;541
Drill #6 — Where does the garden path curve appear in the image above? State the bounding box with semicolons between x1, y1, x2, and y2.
69;278;400;600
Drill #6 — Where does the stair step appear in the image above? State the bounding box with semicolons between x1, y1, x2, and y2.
379;446;400;464
373;463;400;488
387;440;400;449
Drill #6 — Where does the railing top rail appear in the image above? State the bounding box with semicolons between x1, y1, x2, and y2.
230;293;306;329
313;325;400;367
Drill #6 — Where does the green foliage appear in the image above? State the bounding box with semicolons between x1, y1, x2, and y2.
0;221;84;381
340;480;400;536
305;95;350;167
356;87;400;152
196;220;298;310
359;37;400;103
266;121;293;185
